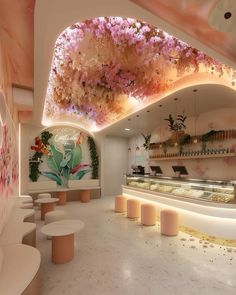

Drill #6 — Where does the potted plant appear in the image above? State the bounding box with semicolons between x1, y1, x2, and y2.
165;111;187;142
141;133;151;150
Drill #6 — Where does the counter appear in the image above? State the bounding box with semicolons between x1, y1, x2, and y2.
123;175;236;239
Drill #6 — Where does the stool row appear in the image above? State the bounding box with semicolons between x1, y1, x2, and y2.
115;195;179;236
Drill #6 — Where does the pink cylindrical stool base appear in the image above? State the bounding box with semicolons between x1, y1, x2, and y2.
80;190;90;203
115;195;127;213
127;199;140;218
160;209;179;236
57;191;67;205
41;203;54;220
141;203;157;226
52;234;74;264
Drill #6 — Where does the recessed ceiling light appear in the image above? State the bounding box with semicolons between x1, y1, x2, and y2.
125;128;130;131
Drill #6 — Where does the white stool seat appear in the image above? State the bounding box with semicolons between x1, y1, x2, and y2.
19;195;33;202
45;210;65;225
38;193;51;199
18;203;34;209
45;210;65;240
17;196;33;202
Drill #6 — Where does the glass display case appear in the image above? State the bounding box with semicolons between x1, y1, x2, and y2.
125;175;235;204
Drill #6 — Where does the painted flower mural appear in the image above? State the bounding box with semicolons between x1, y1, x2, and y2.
43;17;236;131
0;125;18;197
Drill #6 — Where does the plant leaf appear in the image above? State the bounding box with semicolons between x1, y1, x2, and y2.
47;156;60;173
70;169;91;180
60;153;72;168
71;145;82;168
50;145;63;170
71;163;89;174
62;166;70;180
41;171;63;186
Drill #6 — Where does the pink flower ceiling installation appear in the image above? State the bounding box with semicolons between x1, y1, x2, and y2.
43;17;236;131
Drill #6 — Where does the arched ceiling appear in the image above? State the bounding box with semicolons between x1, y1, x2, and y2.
34;0;236;133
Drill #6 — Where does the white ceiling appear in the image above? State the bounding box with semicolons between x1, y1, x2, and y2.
99;84;236;137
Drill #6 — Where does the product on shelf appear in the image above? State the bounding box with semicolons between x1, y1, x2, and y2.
150;184;159;191
157;185;173;193
172;188;189;196
210;194;233;203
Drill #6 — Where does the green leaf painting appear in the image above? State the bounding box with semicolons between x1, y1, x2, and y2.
71;169;91;180
60;153;72;168
71;145;82;168
41;172;63;186
31;129;99;187
47;156;60;173
50;145;63;170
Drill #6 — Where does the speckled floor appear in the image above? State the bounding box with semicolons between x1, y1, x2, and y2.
35;196;236;295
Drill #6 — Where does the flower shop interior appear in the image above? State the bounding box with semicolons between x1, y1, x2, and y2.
1;0;236;294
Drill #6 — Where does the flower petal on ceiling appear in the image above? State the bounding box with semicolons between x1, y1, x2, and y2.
43;16;236;132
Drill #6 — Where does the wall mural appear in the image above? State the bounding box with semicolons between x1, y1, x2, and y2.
29;126;98;187
0;92;19;233
43;17;236;131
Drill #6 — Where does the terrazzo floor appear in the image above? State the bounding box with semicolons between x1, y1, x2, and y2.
35;196;236;295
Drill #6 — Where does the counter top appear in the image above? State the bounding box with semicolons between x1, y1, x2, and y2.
125;174;234;185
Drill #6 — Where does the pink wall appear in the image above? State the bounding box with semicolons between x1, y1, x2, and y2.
0;0;34;88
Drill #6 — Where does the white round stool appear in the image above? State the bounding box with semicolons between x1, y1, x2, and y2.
38;193;51;199
19;203;34;209
37;193;52;210
45;210;66;239
45;210;65;224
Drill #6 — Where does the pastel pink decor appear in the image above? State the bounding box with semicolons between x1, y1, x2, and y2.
80;190;90;203
160;209;179;236
127;199;140;218
44;17;236;131
115;195;127;213
141;203;157;226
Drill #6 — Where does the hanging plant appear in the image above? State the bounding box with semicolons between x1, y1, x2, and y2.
87;136;99;179
29;131;53;182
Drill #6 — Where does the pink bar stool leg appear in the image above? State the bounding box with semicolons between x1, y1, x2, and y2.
57;191;67;205
41;203;54;220
52;234;74;264
80;190;90;203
